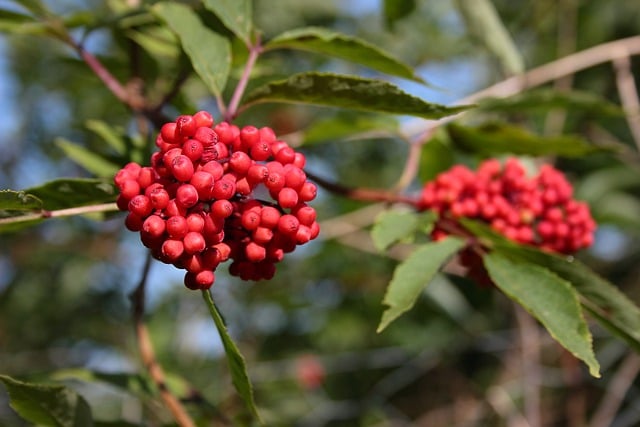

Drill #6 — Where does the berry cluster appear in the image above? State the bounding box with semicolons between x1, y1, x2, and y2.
114;111;320;290
420;158;595;254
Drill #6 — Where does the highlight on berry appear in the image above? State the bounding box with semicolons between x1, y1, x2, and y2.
114;112;320;290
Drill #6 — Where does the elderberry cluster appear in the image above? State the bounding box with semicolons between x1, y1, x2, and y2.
114;111;320;290
420;158;596;254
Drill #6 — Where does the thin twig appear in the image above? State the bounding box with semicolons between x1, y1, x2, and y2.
612;47;640;151
225;38;263;122
589;352;640;427
514;304;541;427
403;35;640;140
130;254;197;427
306;170;420;206
0;202;119;226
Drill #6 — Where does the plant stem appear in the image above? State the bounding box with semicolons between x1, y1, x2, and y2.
0;202;119;226
306;170;420;206
225;38;263;122
130;254;197;427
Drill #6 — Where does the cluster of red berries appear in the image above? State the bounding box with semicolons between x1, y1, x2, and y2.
420;158;596;254
114;111;320;290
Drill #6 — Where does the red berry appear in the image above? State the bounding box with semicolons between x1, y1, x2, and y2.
176;115;197;138
172;155;195;182
183;231;206;254
162;239;184;262
182;139;204;162
278;187;299;209
193;110;214;128
128;195;153;217
176;183;199;208
166;215;188;239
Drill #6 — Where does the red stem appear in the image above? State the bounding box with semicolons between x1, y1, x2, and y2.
225;38;263;122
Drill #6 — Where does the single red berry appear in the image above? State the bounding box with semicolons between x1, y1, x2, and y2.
211;199;234;219
172;155;195;182
260;206;281;229
186;213;205;233
277;214;300;236
230;151;253;174
176;115;197;138
183;231;206;254
142;214;166;238
128;195;153;218
166;215;189;239
212;179;236;200
250;141;272;161
182;139;204;162
247;164;269;184
241;210;261;231
245;241;267;262
240;125;260;148
176;183;199;208
160;122;178;144
193;110;214;128
162;239;184;262
278;187;299;209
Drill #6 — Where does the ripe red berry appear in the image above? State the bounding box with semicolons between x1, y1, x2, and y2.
176;183;199;208
172;155;195;182
183;231;206;254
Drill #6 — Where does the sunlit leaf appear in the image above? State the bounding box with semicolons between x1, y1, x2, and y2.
202;0;252;45
265;27;423;82
447;122;611;157
202;290;262;424
484;253;600;377
378;237;465;332
460;219;640;353
371;209;435;252
55;138;120;178
0;374;94;427
453;0;523;75
244;72;471;119
153;2;231;97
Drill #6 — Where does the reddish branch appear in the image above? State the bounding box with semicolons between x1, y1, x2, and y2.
130;254;197;427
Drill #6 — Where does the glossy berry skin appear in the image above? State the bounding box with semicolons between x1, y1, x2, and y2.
420;158;596;254
114;111;320;290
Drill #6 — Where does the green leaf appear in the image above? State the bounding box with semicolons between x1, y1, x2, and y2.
302;112;399;145
153;2;231;97
371;209;435;252
202;290;262;424
383;0;416;29
418;135;455;183
202;0;252;45
447;122;611;157
483;253;600;377
265;27;423;83
459;219;640;354
84;120;128;155
478;89;624;117
0;190;43;211
0;374;94;427
453;0;524;75
55;138;120;177
244;72;471;119
124;27;180;59
25;178;116;210
378;237;465;332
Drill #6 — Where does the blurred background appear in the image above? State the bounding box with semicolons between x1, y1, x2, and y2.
1;0;640;425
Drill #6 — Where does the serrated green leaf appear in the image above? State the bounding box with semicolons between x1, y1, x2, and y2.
454;0;523;75
383;0;416;30
371;210;435;252
25;178;116;210
447;122;611;157
244;72;471;119
0;374;94;427
124;27;179;59
0;190;43;211
484;253;600;377
202;290;262;424
265;27;423;83
55;138;120;177
202;0;252;45
153;2;231;97
303;112;399;145
459;218;640;354
478;89;624;117
84;120;127;155
378;237;465;332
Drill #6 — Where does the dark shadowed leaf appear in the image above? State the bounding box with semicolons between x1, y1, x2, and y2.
153;2;231;97
265;27;423;82
202;290;262;424
378;237;465;332
202;0;252;45
383;0;416;29
0;190;43;211
0;374;94;427
484;253;600;377
244;72;471;119
25;178;116;210
447;122;612;157
478;89;624;116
